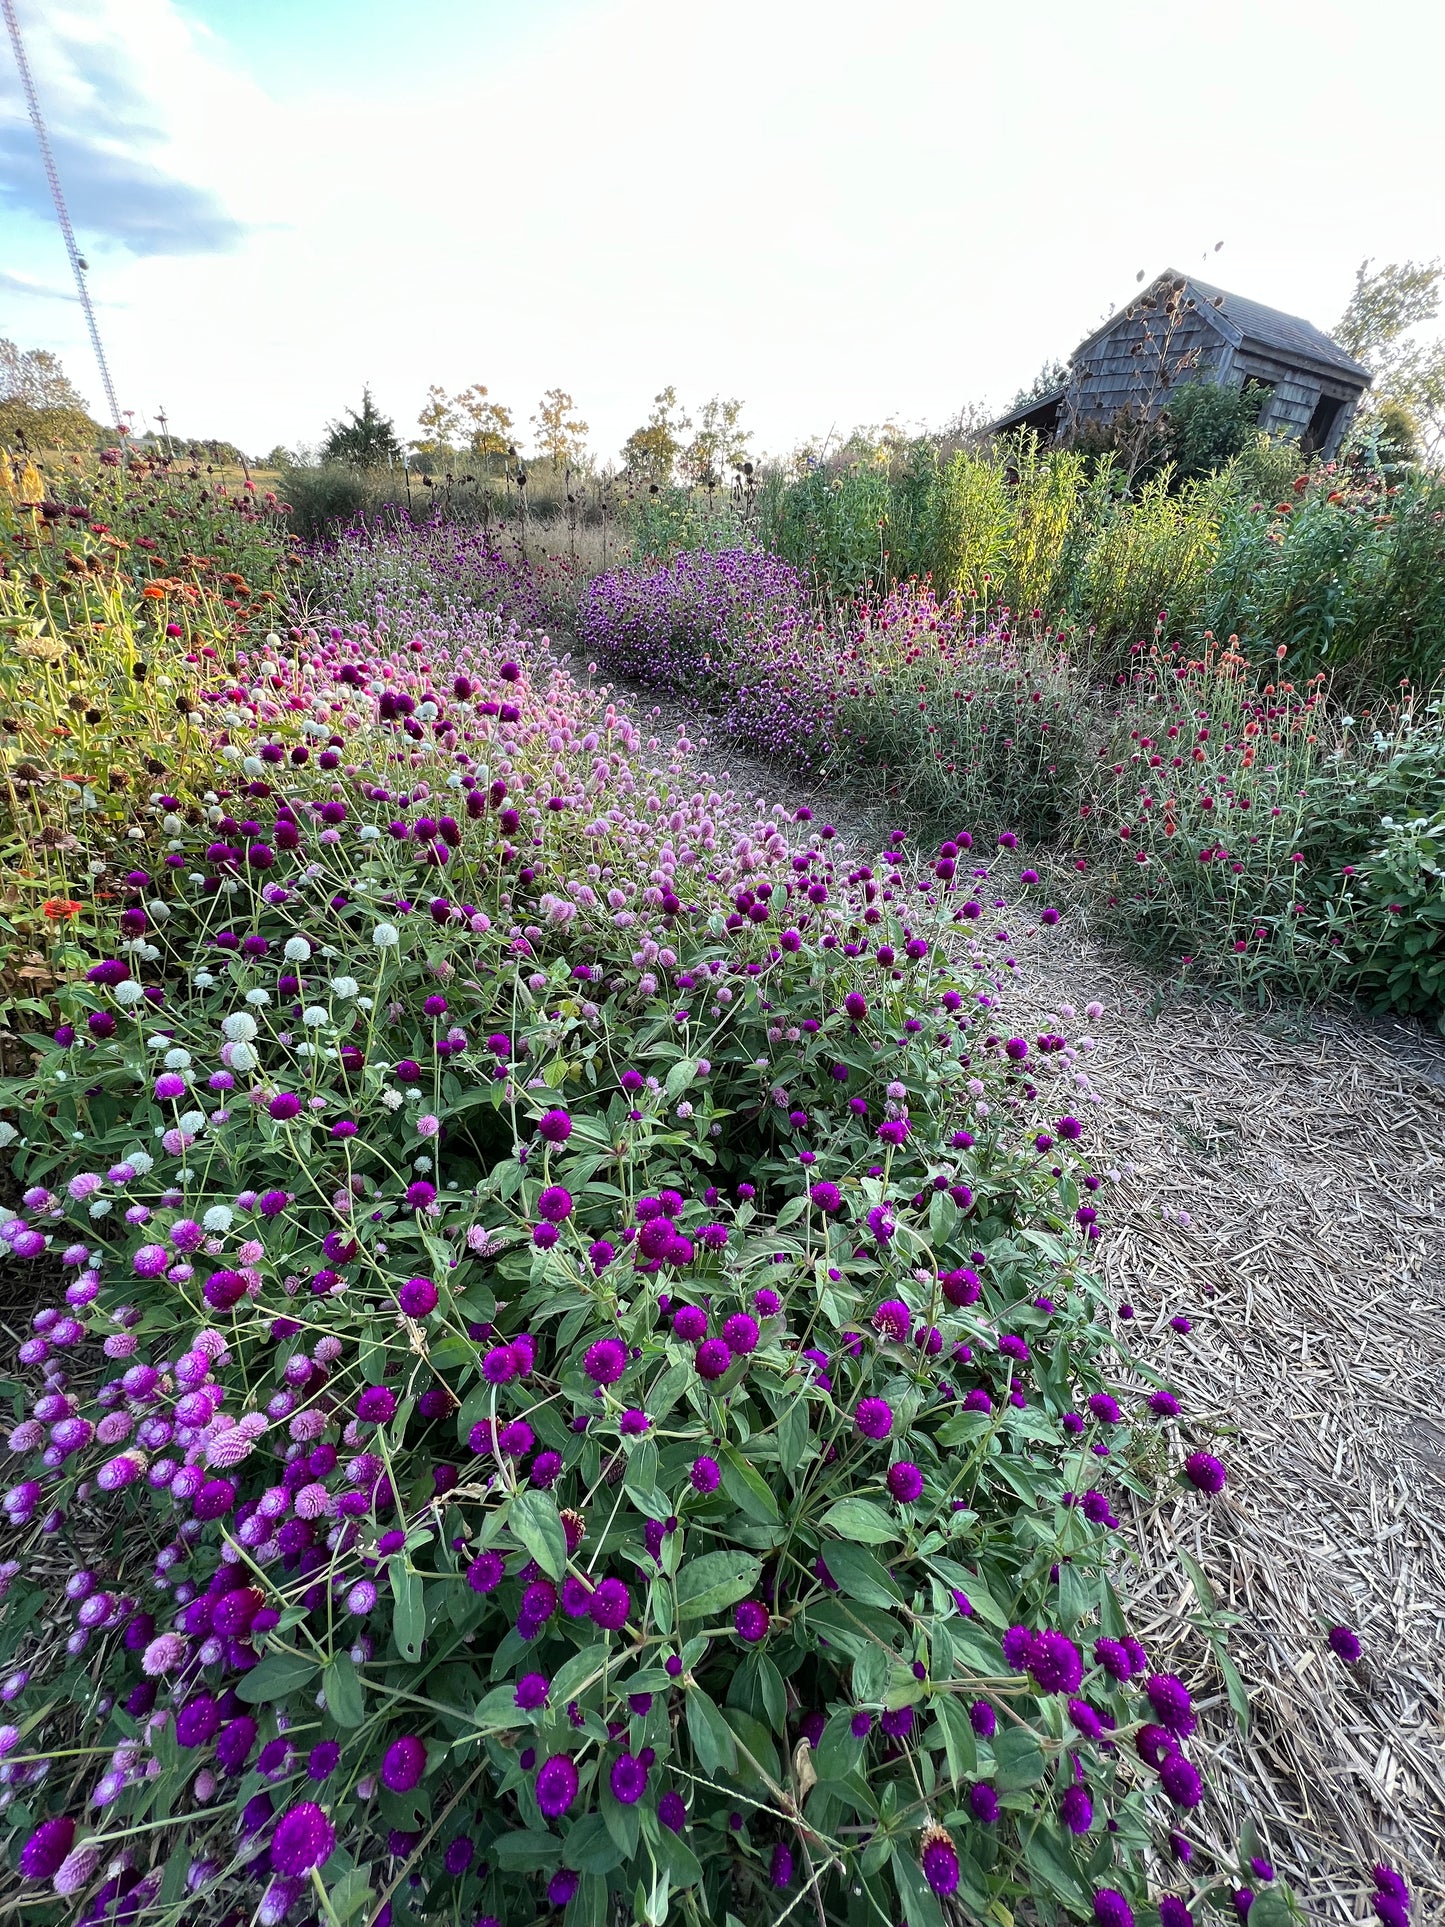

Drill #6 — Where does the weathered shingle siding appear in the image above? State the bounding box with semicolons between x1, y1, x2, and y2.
1066;305;1227;428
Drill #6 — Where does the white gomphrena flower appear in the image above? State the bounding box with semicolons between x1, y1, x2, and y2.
330;977;359;1000
88;1198;113;1218
373;923;399;949
228;1042;257;1072
219;746;242;764
163;1049;193;1071
245;989;271;1007
283;937;311;963
202;1206;234;1233
112;981;144;1007
417;701;438;721
358;825;381;842
129;1151;154;1175
147;900;172;922
242;756;265;778
0;1123;17;1148
221;1013;258;1043
302;1006;327;1028
193;971;216;989
179;1111;205;1133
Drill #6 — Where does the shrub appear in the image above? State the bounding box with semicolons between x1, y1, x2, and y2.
581;547;806;687
278;463;375;540
0;569;1270;1926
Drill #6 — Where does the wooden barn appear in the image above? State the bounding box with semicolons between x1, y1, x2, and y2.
992;269;1371;460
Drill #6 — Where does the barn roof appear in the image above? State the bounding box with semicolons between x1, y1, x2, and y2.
1183;275;1372;382
1072;271;1373;385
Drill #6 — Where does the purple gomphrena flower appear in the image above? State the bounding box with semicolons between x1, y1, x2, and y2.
535;1753;578;1819
970;1700;996;1738
886;1461;924;1503
734;1600;770;1643
356;1386;396;1424
609;1752;649;1804
398;1277;438;1318
1183;1451;1227;1494
809;1181;842;1214
690;1456;721;1494
1145;1673;1195;1737
1159;1900;1194;1927
1028;1629;1084;1695
770;1843;793;1888
20;1816;75;1879
658;1791;687;1833
537;1185;573;1223
855;1398;893;1441
537;1108;572;1144
921;1827;960;1896
723;1313;759;1356
271;1802;336;1876
1094;1891;1135;1927
589;1577;631;1631
1327;1625;1361;1664
547;1870;580;1907
514;1673;549;1711
1159;1753;1204;1808
1002;1625;1033;1670
696;1338;732;1380
584;1338;627;1385
1149;1391;1181;1419
467;1551;505;1594
1061;1785;1094;1834
969;1783;999;1824
380;1735;427;1793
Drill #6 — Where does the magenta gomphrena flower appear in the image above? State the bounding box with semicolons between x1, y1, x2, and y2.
809;1181;842;1214
609;1752;649;1804
734;1600;770;1643
695;1338;732;1380
270;1801;336;1875
969;1782;999;1823
855;1398;893;1441
658;1790;687;1833
723;1313;759;1356
380;1734;427;1793
397;1276;438;1318
1148;1391;1181;1419
466;1551;505;1594
588;1577;631;1631
770;1843;793;1888
872;1299;911;1343
1183;1451;1227;1494
1158;1900;1194;1927
1145;1673;1195;1737
886;1460;924;1503
1327;1624;1361;1663
268;1094;302;1121
1094;1890;1135;1927
584;1338;626;1385
1159;1753;1203;1808
514;1672;549;1710
19;1816;75;1880
356;1386;396;1425
690;1455;720;1494
537;1108;572;1144
843;991;868;1020
1061;1785;1094;1834
537;1185;573;1223
920;1826;960;1896
1027;1629;1083;1695
535;1752;578;1819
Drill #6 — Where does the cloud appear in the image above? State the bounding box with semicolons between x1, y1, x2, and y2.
0;0;250;256
0;266;78;302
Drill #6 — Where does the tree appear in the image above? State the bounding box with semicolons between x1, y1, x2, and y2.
1007;358;1070;412
322;386;402;467
678;395;750;489
1334;259;1445;461
0;339;88;410
621;385;690;482
531;388;589;469
454;384;515;465
414;384;461;462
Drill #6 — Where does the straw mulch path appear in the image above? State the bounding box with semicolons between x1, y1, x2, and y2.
1012;931;1445;1923
633;705;1445;1924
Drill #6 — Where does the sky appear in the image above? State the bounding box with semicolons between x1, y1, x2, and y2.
2;0;1443;462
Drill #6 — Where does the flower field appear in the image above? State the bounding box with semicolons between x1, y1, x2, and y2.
0;467;1421;1926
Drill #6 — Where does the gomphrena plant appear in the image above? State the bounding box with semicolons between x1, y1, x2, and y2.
0;577;1363;1927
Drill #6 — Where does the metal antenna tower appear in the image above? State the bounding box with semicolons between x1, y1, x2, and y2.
3;0;122;428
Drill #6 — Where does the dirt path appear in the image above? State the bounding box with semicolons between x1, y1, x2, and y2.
627;690;1445;1922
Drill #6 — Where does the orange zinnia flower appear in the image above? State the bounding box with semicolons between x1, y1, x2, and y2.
42;898;83;920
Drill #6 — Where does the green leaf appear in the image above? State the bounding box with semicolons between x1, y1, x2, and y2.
508;1490;568;1581
685;1687;737;1775
822;1541;903;1609
820;1497;899;1544
928;1190;958;1249
935;1694;976;1790
566;1871;609;1927
1021;1820;1090;1907
664;1058;698;1099
322;1653;366;1729
893;1848;946;1927
1218;1644;1251;1733
655;1825;703;1889
549;1641;610;1705
563;1811;628;1874
392;1563;426;1663
993;1725;1045;1790
494;1829;561;1870
328;1868;375;1924
236;1650;316;1704
675;1551;762;1621
720;1446;781;1524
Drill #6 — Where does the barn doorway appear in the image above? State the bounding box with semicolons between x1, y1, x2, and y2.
1303;392;1344;456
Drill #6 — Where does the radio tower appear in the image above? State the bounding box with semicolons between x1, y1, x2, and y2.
3;0;122;429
